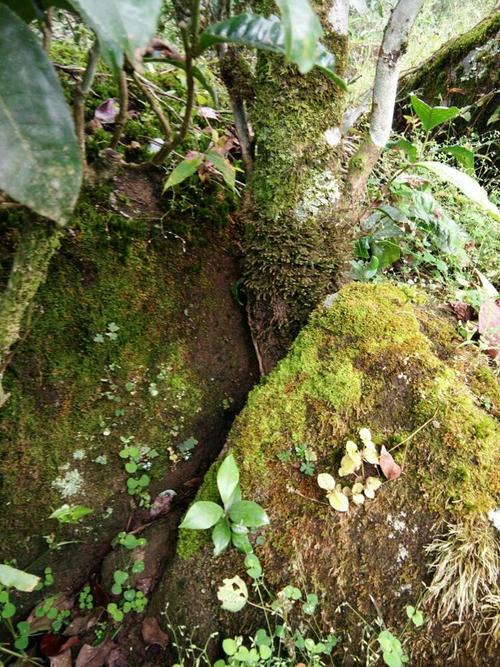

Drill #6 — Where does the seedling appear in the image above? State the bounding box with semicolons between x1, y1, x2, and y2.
179;454;269;555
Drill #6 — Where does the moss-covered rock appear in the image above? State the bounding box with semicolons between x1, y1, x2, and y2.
152;283;499;664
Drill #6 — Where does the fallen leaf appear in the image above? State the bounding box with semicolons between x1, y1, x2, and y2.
75;639;116;667
106;647;128;666
197;106;219;120
379;446;402;481
50;650;72;667
446;301;476;322
150;489;176;518
141;616;170;648
478;299;500;356
64;612;100;637
40;634;65;657
94;99;119;124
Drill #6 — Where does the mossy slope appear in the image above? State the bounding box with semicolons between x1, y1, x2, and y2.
157;283;499;663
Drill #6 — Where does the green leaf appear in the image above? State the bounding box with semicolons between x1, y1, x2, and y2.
2;602;16;619
229;500;269;528
14;634;30;651
206;152;236;192
113;570;128;585
417;161;500;220
163;155;202;191
389;138;417;163
244;554;262;579
180;501;224;530
371;240;401;269
49;504;93;524
231;532;252;554
441;145;475;175
276;0;323;74
67;0;163;72
223;638;238;656
217;453;240;507
0;564;40;592
144;57;218;106
0;0;72;22
212;519;231;556
410;95;460;132
0;5;81;224
199;14;347;91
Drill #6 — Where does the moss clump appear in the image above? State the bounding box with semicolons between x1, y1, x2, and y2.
0;185;204;563
166;283;498;663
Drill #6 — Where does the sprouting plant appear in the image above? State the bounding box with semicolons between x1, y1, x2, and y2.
405;605;424;627
277;443;317;476
34;596;71;632
213;553;338;666
179;454;269;556
93;321;120;343
115;532;147;551
377;629;408;667
49;504;93;524
317;428;384;512
79;584;94;611
177;436;198;460
119;441;158;507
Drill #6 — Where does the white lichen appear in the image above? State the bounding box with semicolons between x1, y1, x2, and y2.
52;468;84;498
295;170;341;222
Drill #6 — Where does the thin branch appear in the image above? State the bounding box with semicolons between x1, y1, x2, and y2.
151;27;196;166
73;41;101;171
132;71;173;143
343;0;424;205
110;69;129;150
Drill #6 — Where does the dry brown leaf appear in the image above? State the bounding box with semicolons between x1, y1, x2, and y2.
141;616;170;648
380;446;402;481
49;650;72;667
75;639;116;667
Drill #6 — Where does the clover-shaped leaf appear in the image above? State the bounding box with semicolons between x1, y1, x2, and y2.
351;482;365;506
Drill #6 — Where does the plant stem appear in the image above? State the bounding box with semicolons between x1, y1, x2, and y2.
73;41;101;171
110;69;129;150
132;71;173;143
388;411;438;452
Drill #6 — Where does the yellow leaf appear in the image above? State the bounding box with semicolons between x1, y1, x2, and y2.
327;489;349;512
317;472;336;491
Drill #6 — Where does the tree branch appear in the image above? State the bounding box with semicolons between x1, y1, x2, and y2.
343;0;424;204
110;69;129;150
73;41;100;172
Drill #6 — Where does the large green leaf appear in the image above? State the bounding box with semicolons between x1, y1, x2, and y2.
0;564;40;592
410;95;460;132
228;500;269;528
199;14;347;91
217;453;240;507
0;6;81;224
0;0;72;22
441;145;475;175
276;0;323;73
163;155;202;191
67;0;162;72
417;161;500;220
179;501;224;530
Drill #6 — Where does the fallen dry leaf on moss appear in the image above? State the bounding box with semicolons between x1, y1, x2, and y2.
380;446;402;481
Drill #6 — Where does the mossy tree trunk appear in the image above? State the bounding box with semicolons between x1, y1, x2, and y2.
0;221;62;406
397;11;500;133
243;0;350;372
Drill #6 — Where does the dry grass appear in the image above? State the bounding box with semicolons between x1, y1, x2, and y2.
425;518;499;637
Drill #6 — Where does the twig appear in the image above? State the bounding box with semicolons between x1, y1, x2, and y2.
110;69;129;150
389;411;438;453
73;41;101;171
132;70;173;143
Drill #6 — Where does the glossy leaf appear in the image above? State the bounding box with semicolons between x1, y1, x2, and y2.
0;5;81;223
417;161;500;220
231;532;252;553
276;0;323;73
212;519;231;556
229;500;269;528
163;155;202;191
0;564;40;592
217;453;240;507
179;501;223;530
199;14;347;91
67;0;162;72
410;95;460;131
441;145;475;175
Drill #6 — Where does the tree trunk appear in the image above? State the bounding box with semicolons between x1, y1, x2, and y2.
0;221;62;406
243;0;349;372
397;11;500;133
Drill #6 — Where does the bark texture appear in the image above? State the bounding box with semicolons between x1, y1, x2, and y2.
243;0;349;373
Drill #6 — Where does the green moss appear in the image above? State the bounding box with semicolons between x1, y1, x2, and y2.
0;186;204;562
181;283;498;562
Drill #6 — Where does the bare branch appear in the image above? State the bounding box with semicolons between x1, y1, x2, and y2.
110;70;129;150
343;0;424;204
73;41;100;172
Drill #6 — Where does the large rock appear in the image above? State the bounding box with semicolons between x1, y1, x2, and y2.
152;283;499;665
